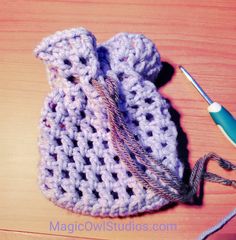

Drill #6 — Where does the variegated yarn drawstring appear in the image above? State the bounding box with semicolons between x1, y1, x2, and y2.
89;77;236;204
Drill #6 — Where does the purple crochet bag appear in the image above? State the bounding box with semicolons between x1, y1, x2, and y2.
34;27;236;218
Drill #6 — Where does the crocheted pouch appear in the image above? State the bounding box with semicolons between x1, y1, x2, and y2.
34;28;235;218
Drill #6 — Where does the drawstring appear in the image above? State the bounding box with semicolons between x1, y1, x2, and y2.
89;77;236;203
78;77;236;238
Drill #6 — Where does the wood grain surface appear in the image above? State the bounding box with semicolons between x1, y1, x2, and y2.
0;0;235;239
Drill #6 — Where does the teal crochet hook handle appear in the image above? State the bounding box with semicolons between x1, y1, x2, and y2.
208;102;236;147
179;66;236;147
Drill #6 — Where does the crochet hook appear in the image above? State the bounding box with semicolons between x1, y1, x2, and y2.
179;66;236;147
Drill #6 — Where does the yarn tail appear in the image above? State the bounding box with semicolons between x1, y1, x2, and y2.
198;208;236;240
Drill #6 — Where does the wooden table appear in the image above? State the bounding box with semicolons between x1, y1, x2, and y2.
1;0;235;239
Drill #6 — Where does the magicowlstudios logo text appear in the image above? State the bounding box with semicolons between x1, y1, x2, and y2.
49;221;177;233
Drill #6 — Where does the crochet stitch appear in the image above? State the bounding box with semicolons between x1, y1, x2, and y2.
34;27;184;217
